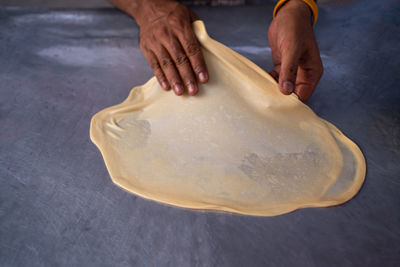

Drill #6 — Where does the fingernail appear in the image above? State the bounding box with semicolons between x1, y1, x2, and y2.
187;82;198;96
283;81;294;94
199;72;208;83
161;81;169;90
173;84;184;95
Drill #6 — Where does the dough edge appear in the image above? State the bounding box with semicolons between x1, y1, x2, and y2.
89;21;366;216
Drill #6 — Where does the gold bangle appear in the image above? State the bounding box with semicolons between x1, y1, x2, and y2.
273;0;318;26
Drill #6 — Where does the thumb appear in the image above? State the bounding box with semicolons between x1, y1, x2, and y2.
279;47;300;95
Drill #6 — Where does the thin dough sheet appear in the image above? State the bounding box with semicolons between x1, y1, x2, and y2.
90;21;366;216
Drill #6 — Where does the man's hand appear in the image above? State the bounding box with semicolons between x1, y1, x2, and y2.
131;0;209;96
268;0;323;102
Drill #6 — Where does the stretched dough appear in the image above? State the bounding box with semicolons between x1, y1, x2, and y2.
90;21;366;216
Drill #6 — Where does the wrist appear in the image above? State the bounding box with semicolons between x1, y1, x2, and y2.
129;0;150;26
131;0;177;27
275;0;313;25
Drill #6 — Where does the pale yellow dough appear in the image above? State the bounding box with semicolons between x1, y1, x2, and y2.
90;21;366;216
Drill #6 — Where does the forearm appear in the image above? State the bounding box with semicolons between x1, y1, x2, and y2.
108;0;140;18
107;0;176;26
274;0;317;26
276;0;312;25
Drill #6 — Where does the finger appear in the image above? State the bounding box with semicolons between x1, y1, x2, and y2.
294;66;322;102
157;45;185;96
165;37;199;96
269;69;279;82
294;71;323;102
142;48;170;90
294;80;314;102
176;23;209;84
269;38;282;83
295;46;323;102
279;45;301;95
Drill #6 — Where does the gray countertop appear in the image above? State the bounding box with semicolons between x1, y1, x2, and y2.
0;1;399;266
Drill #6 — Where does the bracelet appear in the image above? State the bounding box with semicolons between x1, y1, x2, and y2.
273;0;318;26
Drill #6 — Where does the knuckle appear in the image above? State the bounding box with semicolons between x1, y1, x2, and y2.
168;15;185;29
155;72;163;80
158;26;169;37
161;57;173;68
172;80;182;88
185;80;195;87
185;42;201;56
156;73;166;83
193;66;205;73
145;32;158;43
193;65;204;73
149;60;159;70
174;54;189;66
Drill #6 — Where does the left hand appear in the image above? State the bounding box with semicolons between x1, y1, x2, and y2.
268;0;323;102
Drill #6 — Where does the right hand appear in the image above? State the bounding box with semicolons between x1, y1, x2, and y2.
136;0;209;96
268;0;323;102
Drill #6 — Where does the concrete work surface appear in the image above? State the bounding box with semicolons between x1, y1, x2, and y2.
0;1;399;266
